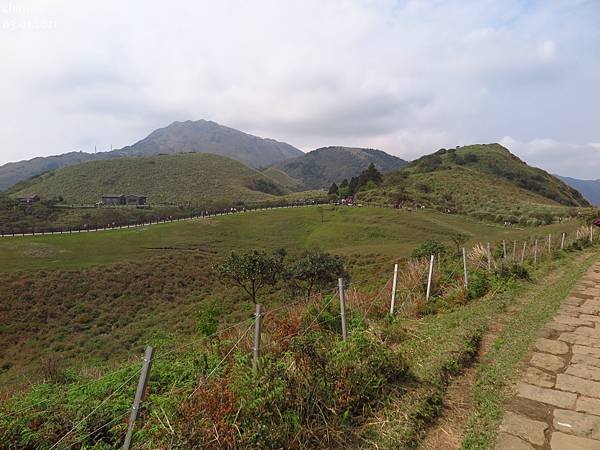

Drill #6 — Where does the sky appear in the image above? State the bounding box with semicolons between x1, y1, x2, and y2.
1;0;599;178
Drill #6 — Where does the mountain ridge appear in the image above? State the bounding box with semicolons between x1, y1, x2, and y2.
0;120;303;191
557;175;600;206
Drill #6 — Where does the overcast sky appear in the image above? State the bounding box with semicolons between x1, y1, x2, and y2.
1;0;599;178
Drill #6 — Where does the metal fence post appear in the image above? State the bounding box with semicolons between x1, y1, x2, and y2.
462;247;468;288
253;304;262;372
390;264;399;315
426;255;435;301
338;278;347;341
123;346;155;450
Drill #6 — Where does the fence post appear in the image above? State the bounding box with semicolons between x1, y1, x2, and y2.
486;242;492;272
426;255;435;301
577;229;581;240
548;234;552;254
534;239;538;264
502;240;507;259
390;264;399;315
338;278;347;341
252;304;262;372
591;225;594;244
462;247;468;288
561;232;566;250
123;346;155;450
513;241;517;260
521;242;527;264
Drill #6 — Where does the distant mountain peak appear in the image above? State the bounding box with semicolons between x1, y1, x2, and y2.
0;120;303;190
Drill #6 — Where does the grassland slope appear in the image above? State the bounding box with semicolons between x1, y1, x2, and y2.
9;153;290;205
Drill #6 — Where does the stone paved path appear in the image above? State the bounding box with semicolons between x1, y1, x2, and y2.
496;261;600;450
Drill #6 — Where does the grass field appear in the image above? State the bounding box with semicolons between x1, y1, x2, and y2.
0;206;584;273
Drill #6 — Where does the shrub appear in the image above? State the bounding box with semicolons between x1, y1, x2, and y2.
411;240;448;259
468;270;490;299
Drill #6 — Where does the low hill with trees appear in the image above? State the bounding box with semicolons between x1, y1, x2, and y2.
274;146;407;190
353;144;590;224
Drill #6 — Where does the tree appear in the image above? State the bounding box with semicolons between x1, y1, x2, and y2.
338;179;350;197
217;250;285;304
448;232;469;255
328;182;339;196
349;176;360;195
358;163;383;186
411;239;448;259
289;249;348;301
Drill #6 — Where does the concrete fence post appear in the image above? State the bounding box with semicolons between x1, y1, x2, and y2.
462;247;468;288
338;278;347;341
123;346;155;450
390;264;399;315
252;304;262;372
426;255;435;301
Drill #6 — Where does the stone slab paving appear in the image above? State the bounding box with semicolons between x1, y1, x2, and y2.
496;261;600;450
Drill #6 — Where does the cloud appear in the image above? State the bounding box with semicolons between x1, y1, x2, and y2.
0;0;599;176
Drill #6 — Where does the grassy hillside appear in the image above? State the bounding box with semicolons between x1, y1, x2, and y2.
0;206;585;388
0;204;595;448
260;166;304;191
357;144;590;224
274;146;407;189
9;153;291;206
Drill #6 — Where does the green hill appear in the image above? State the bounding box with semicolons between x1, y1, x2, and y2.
357;144;590;224
9;153;291;206
274;146;407;189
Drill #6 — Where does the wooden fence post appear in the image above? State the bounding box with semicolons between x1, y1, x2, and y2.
548;234;551;254
534;239;538;264
486;242;492;272
521;242;527;264
561;232;566;250
253;304;262;372
462;247;468;288
123;346;155;450
338;278;347;341
390;264;399;315
513;241;517;260
426;255;435;301
502;240;507;259
591;225;594;244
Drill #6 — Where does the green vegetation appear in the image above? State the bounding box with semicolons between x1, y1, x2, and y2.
1;213;595;448
357;144;593;224
9;153;293;205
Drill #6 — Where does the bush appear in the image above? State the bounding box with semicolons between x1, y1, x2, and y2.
468;270;490;299
494;261;530;281
411;240;448;259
